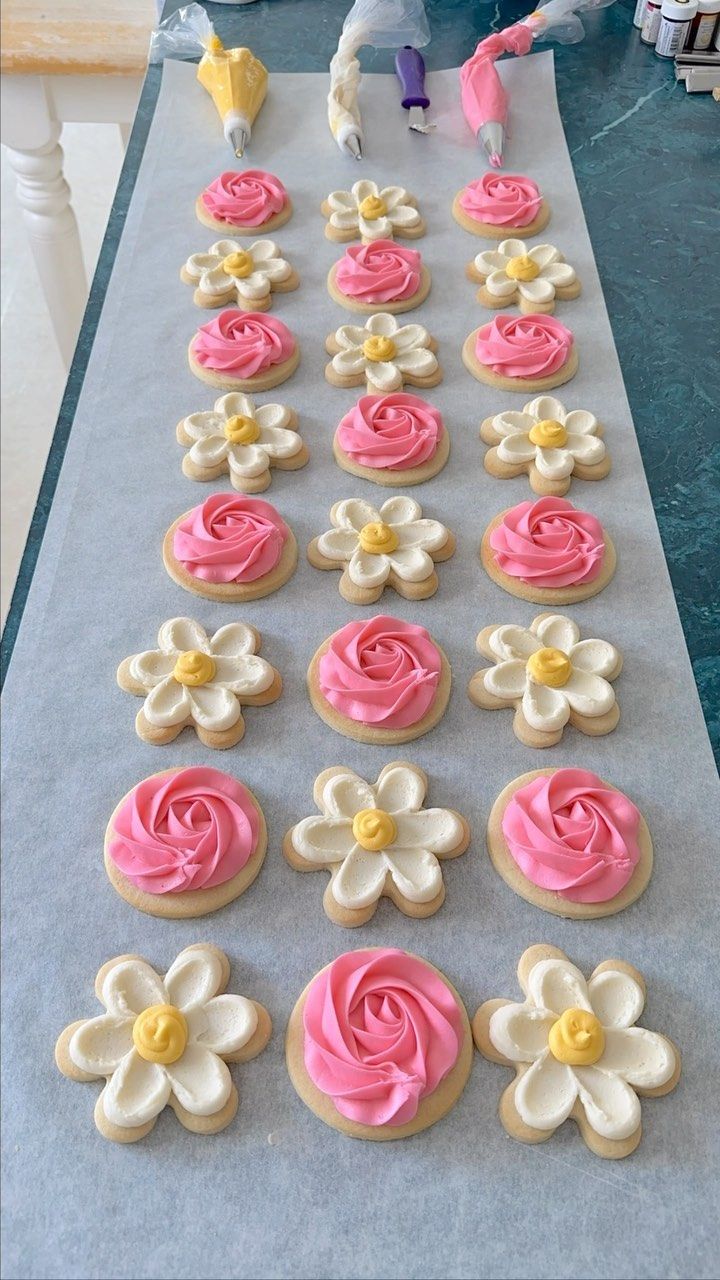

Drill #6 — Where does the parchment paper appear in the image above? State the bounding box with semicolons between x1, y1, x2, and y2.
2;55;718;1280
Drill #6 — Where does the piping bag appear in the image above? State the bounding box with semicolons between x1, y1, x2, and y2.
460;0;616;167
149;3;268;158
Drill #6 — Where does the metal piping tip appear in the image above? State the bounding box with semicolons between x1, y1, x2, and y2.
230;126;248;158
478;121;505;169
346;133;363;160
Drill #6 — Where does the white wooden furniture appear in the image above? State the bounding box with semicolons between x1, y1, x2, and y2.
1;1;155;366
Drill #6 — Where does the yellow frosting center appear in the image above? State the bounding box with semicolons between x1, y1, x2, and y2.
526;647;571;688
548;1008;605;1066
358;521;399;555
224;414;260;445
529;418;568;448
132;1004;188;1065
506;253;540;282
359;194;387;220
173;649;216;687
222;249;253;278
352;808;397;852
363;335;397;363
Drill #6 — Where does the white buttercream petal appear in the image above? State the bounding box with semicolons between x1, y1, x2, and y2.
209;623;257;658
533;446;575;480
543;262;576;287
352;179;379;204
366;361;403;392
573;1066;641;1141
386;546;434;582
332;845;388;908
569;638;619;678
186;684;242;731
317;527;360;561
499;238;527;257
291;815;357;863
394;349;437;379
348;548;391;588
488;1003;555;1062
391;322;427;351
210;239;242;257
534;614;579;652
488;624;541;663
327;189;356;212
475;250;510;274
202;265;239;295
158;618;210;656
217;392;255;419
566;433;606;465
496;433;537;464
524;395;568;422
588;970;645;1028
235;272;271;300
366;313;400;338
379;496;421;525
561;670;615;718
358;214;393;239
386;204;419;228
599;1028;675;1089
385;847;443;903
256;424;301;458
376;763;425;813
227;443;270;478
486;271;521;299
392;808;464;854
518;277;556;304
249;238;278;261
335;324;368;350
69;1015;134;1075
394;519;448;551
484;658;528;700
143;677;193;728
182;412;224;441
322;770;376;819
563;409;597;435
185;252;221;277
128;651;176;689
522;682;570;732
102;1050;171;1128
494;411;537;437
165;946;225;1011
378;185;407;210
100;960;167;1017
527;244;558;269
333;498;381;531
165;1045;232;1117
254;259;289;283
211;654;272;695
527;958;592;1016
332;349;367;378
514;1052;578;1131
188;434;230;468
331;209;362;231
254;402;289;430
189;994;258;1056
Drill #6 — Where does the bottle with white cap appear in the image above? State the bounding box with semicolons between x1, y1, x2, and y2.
655;0;698;54
686;0;720;48
641;0;663;41
633;0;648;27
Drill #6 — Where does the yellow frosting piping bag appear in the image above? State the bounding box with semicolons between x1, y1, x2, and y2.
197;35;268;158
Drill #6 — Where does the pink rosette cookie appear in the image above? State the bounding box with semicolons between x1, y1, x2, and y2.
463;313;577;392
452;173;550;239
334;392;448;485
285;947;472;1139
163;493;298;602
104;766;267;918
308;614;451;744
196;169;292;234
481;497;616;604
328;239;430;314
485;768;652;918
188;309;300;391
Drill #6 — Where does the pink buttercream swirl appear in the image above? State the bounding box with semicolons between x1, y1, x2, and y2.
108;767;259;895
489;497;605;589
318;615;442;730
458;173;542;227
192;310;296;377
502;769;641;903
303;948;463;1127
475;313;573;380
335;239;422;304
336;393;443;471
200;169;288;227
173;493;288;584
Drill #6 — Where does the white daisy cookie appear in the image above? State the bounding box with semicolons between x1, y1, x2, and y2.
321;180;425;243
473;945;680;1159
325;312;441;393
468;611;622;748
481;395;609;496
284;762;470;927
308;496;455;604
117;617;282;749
467;239;580;315
180;238;299;311
177;392;308;493
55;944;271;1143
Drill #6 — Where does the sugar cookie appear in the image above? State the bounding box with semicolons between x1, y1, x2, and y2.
177;392;307;493
321;180;425;243
307;614;451;745
117;616;282;748
286;948;472;1139
334;392;449;486
481;395;609;496
104;767;267;917
452;173;550;239
473;945;680;1159
163;495;297;602
55;944;271;1143
308;496;455;604
188;310;299;392
326;313;441;393
463;313;577;392
467;239;580;315
181;239;299;312
196;169;292;235
481;498;616;604
486;768;653;918
468;611;622;747
327;240;431;314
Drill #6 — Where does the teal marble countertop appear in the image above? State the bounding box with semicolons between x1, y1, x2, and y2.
2;0;718;759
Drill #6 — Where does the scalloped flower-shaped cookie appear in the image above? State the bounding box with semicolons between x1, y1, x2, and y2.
468;611;622;748
117;617;281;749
308;496;454;604
321;180;425;242
468;240;580;314
284;762;470;927
325;312;441;394
473;945;680;1159
177;392;307;493
481;395;608;496
181;238;299;311
55;944;271;1142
